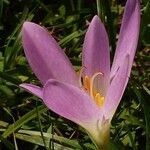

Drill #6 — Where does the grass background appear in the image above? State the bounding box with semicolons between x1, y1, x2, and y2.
0;0;150;149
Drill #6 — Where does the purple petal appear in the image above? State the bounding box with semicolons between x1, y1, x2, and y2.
82;15;110;95
19;83;43;99
111;0;140;78
22;22;78;86
104;55;130;119
43;79;102;128
82;15;110;77
20;83;43;99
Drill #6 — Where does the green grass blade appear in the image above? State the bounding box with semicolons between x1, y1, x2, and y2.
0;71;21;84
14;129;96;150
133;85;150;150
2;105;47;138
59;30;85;47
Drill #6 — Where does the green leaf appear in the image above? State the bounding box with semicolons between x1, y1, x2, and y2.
59;30;85;47
0;85;15;100
4;8;34;70
0;71;21;84
133;85;150;150
14;129;95;150
141;0;150;46
59;5;66;17
2;105;47;138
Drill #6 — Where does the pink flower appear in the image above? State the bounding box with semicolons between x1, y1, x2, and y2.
20;0;140;148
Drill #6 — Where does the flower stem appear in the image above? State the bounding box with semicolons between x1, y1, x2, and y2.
96;0;101;17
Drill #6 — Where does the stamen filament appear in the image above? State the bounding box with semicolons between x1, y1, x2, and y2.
90;72;103;99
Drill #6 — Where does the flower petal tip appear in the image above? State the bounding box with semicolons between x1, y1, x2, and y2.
20;83;43;99
23;21;34;30
92;15;99;20
91;15;102;25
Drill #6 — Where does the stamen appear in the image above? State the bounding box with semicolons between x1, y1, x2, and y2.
90;72;103;99
79;70;105;108
84;76;90;92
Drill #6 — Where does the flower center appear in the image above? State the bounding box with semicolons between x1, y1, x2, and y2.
83;73;105;107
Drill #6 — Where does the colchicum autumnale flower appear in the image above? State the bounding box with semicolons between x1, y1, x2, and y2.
20;0;140;149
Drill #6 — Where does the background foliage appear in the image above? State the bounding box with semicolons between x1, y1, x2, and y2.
0;0;150;149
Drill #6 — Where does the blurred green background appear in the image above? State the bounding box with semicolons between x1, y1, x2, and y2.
0;0;150;149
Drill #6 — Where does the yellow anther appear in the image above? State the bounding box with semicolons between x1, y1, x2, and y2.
95;93;105;107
